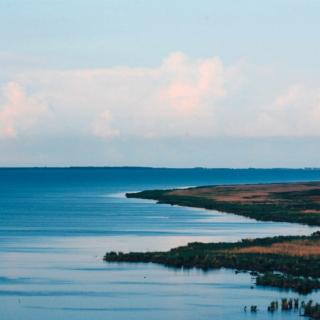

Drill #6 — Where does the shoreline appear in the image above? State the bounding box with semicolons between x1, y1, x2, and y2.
104;182;320;296
104;232;320;294
126;182;320;226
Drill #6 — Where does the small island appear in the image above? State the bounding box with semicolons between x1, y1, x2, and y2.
105;182;320;316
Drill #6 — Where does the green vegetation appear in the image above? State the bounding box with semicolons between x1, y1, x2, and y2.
256;273;320;294
265;298;320;319
126;182;320;226
243;297;320;318
105;182;320;298
104;232;320;294
304;301;320;319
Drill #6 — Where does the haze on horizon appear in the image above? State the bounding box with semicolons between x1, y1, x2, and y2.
0;0;320;168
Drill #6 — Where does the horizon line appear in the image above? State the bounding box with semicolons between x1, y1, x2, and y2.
0;166;319;170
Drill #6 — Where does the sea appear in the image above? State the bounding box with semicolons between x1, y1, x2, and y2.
1;167;320;320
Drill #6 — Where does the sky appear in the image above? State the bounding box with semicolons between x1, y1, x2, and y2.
0;0;320;167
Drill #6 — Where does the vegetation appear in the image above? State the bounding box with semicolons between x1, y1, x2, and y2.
304;301;320;319
105;182;320;301
264;298;320;319
104;232;320;293
126;182;320;226
256;273;320;294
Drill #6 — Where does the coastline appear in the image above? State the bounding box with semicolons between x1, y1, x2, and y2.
105;182;320;296
125;182;320;226
105;232;320;294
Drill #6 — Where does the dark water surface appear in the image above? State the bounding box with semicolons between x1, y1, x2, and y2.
1;168;320;320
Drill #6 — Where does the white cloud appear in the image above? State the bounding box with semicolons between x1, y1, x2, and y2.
159;53;227;114
2;52;320;142
249;85;320;136
91;110;120;138
0;82;48;138
11;52;237;139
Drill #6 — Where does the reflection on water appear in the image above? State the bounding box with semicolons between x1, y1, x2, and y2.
1;168;320;319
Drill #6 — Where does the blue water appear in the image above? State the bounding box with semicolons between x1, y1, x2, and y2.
1;168;320;320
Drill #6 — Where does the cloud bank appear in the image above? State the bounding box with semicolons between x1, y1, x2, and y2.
1;52;320;143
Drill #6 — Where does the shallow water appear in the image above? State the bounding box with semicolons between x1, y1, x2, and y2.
1;168;320;320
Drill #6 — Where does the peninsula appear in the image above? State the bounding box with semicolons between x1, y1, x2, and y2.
126;182;320;226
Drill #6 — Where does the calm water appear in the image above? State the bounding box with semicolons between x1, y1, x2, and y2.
1;168;320;320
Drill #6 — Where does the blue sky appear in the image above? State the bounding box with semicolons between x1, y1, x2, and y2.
1;0;319;69
0;1;320;167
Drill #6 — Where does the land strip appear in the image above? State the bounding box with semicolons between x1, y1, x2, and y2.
105;232;320;294
126;182;320;226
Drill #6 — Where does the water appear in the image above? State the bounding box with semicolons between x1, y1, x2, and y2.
1;167;320;320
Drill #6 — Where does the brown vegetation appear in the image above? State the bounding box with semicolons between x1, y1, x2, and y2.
230;239;320;257
169;182;320;205
304;209;320;214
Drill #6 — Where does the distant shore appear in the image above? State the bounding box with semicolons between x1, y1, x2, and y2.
126;182;320;226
